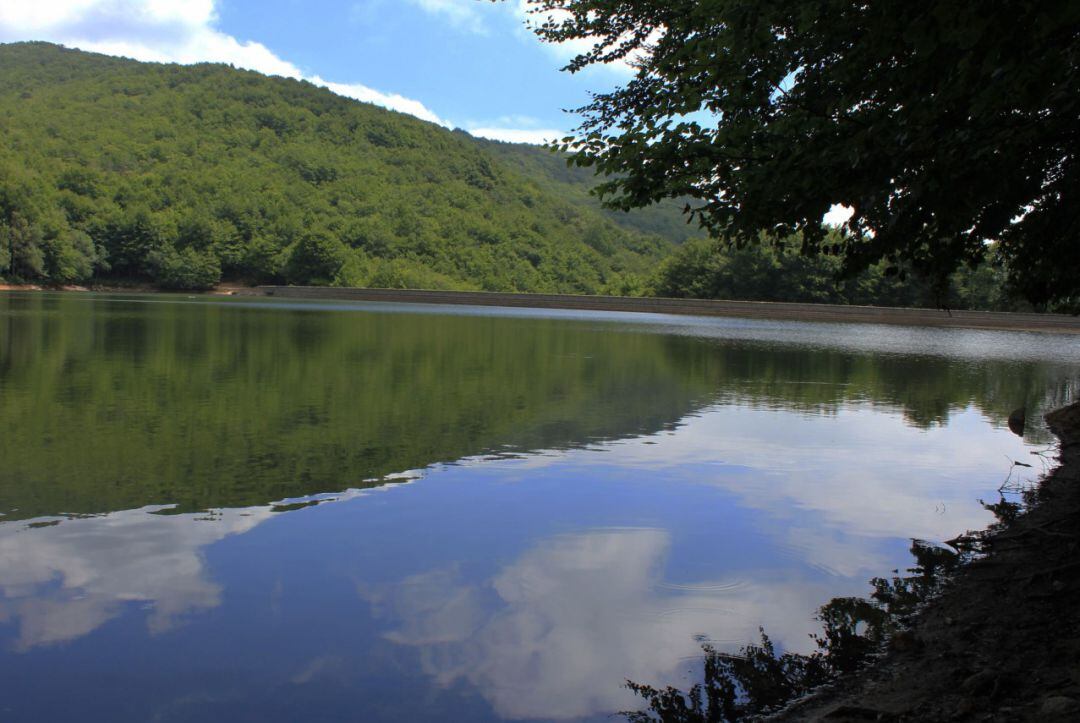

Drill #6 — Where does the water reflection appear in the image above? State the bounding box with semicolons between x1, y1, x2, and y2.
0;484;399;653
0;293;717;520
586;406;1024;548
1;293;1076;522
364;528;848;720
0;506;267;649
0;402;1056;721
0;293;1078;722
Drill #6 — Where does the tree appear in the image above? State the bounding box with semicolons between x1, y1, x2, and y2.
149;245;222;290
0;212;45;280
285;229;348;285
519;1;1080;309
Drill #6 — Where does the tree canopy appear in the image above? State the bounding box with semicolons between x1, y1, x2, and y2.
0;42;686;293
520;1;1080;310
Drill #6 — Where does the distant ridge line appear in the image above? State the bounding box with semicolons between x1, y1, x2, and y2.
252;286;1080;334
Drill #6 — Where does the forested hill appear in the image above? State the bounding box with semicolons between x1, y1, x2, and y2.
0;42;687;292
473;136;697;245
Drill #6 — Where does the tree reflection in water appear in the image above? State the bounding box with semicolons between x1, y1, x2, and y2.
623;540;962;722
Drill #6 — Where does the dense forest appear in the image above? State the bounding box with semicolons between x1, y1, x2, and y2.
0;42;686;293
649;235;1026;311
0;42;1028;308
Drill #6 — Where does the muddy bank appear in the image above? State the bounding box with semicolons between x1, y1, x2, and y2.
769;402;1080;722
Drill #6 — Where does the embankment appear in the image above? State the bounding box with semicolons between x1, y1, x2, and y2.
4;284;1080;333
252;286;1080;334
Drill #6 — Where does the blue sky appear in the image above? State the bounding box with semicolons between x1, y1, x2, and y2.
0;0;631;143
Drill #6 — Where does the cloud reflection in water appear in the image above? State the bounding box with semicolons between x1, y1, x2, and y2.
0;506;272;650
364;528;843;720
0;403;1042;721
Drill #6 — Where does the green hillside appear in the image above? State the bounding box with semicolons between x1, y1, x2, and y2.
0;42;686;292
473;136;697;245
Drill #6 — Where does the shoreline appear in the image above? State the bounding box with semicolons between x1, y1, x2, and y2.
3;283;1079;333
256;286;1080;334
771;401;1080;722
0;282;243;295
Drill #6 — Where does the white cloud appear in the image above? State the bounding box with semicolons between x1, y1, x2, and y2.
0;0;448;125
315;77;446;125
463;113;566;145
0;0;214;32
512;0;651;77
466;126;564;144
397;0;635;75
404;0;489;34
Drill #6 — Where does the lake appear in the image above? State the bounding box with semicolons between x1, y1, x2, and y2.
1;292;1077;722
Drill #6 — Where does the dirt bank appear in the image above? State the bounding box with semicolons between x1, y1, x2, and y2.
0;281;246;295
770;402;1080;722
0;281;153;293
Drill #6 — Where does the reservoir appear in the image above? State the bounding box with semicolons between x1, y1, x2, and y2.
1;292;1077;722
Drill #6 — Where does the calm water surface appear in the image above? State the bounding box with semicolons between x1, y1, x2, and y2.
1;292;1078;722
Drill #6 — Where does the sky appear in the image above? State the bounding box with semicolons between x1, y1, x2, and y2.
0;0;631;144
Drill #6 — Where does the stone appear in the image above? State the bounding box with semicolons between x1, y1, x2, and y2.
960;670;995;695
1040;696;1079;716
